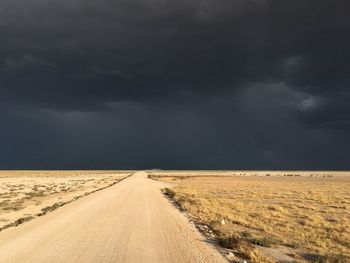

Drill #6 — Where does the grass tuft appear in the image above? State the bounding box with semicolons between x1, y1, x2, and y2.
163;188;176;198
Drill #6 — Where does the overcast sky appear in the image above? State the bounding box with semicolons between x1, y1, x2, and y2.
0;0;349;169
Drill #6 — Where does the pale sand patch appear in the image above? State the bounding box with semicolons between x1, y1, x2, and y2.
0;171;131;230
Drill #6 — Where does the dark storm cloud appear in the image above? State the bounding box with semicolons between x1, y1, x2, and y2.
0;0;349;169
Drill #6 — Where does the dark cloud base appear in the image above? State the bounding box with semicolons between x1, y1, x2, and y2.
0;0;349;169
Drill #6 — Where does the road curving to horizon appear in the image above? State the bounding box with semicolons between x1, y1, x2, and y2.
0;171;226;263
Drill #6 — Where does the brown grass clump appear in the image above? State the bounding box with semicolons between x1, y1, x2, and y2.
163;188;176;199
153;171;350;262
217;235;270;262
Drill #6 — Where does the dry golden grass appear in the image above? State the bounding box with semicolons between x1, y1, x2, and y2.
150;171;350;263
0;171;131;230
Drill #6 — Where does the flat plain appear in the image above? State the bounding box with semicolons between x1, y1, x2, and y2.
0;170;131;231
0;171;225;263
149;170;350;263
0;170;348;263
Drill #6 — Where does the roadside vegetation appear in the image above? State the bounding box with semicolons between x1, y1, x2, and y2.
150;172;350;263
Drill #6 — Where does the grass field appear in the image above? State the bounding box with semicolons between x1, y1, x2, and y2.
0;171;130;231
149;171;350;263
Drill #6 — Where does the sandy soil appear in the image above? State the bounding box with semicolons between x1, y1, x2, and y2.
0;171;226;263
0;171;130;231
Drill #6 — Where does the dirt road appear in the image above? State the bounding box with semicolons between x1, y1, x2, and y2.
0;172;226;263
